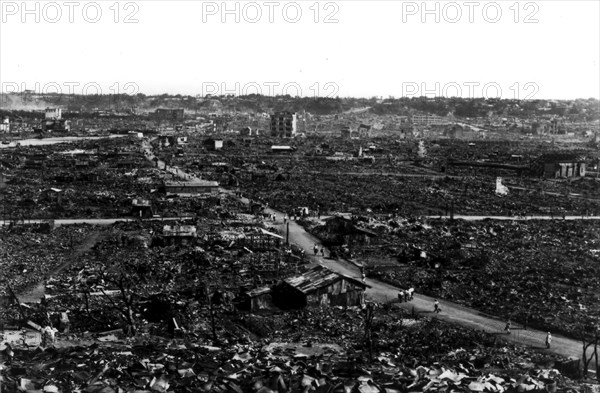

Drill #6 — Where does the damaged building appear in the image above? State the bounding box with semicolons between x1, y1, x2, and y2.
537;153;586;179
272;265;368;309
270;111;297;138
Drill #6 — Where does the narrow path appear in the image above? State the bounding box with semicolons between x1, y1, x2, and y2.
17;231;107;303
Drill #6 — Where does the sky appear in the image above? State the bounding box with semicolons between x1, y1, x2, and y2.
1;0;599;100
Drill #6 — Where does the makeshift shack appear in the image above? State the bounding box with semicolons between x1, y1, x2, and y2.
323;216;378;245
272;265;368;309
131;198;154;218
240;286;272;312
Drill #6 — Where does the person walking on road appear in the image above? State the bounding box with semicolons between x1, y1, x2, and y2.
320;247;325;257
398;290;404;303
408;287;414;300
545;332;552;348
504;319;512;335
434;299;441;313
313;243;319;256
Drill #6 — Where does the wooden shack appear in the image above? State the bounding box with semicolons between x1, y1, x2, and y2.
240;286;272;312
272;265;368;309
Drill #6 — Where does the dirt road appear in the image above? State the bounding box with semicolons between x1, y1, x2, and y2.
17;231;107;303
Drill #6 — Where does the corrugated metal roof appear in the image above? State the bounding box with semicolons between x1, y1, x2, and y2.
246;286;271;297
165;180;219;187
259;228;284;239
284;265;368;294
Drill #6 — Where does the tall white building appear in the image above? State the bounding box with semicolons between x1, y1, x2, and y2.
45;108;62;120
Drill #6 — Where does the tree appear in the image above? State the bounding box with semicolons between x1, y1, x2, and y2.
579;317;600;381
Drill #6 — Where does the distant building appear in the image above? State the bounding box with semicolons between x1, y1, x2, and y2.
270;111;297;138
154;109;184;122
341;126;351;139
272;265;368;309
0;116;9;132
41;119;70;133
538;153;586;178
412;114;448;126
271;145;296;154
240;126;260;137
45;108;62;120
203;138;223;151
164;180;219;196
398;123;416;139
357;124;372;137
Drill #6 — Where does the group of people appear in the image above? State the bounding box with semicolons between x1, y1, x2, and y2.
398;288;415;302
505;319;553;348
313;243;327;257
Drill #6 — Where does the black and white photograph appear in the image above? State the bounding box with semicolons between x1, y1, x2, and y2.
1;1;599;391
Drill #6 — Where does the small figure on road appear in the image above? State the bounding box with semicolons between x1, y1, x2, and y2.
362;272;366;283
404;291;409;302
314;243;319;256
545;332;552;348
504;319;512;335
434;299;441;313
320;247;325;257
398;290;404;302
60;311;70;334
408;287;414;300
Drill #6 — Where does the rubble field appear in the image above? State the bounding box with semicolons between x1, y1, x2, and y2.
1;305;586;393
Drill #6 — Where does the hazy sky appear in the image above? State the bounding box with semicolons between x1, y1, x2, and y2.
1;0;599;99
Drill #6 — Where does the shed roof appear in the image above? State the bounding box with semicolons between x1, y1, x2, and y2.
246;286;272;297
283;265;369;294
165;180;219;187
259;228;284;239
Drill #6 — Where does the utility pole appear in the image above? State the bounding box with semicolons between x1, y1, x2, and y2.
286;222;290;245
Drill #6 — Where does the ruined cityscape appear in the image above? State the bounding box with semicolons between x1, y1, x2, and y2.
0;91;598;393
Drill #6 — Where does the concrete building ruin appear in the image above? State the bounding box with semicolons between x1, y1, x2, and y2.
270;112;297;138
538;153;586;179
45;108;62;120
